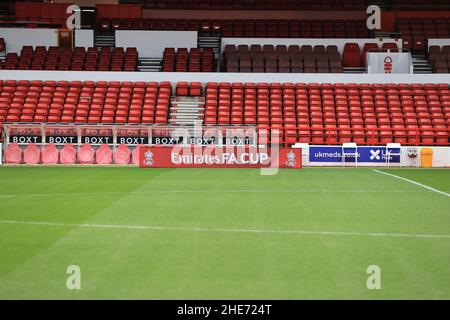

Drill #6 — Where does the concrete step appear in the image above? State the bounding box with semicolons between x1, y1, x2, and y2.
170;112;204;117
170;108;204;113
94;35;115;48
169;119;204;125
94;42;115;48
412;54;432;74
170;114;204;120
374;32;399;38
138;57;162;72
199;38;220;43
95;42;115;46
94;38;115;43
171;101;205;106
139;57;162;63
170;96;206;125
198;35;221;59
343;67;365;74
172;96;205;101
199;42;220;46
137;67;161;72
138;59;161;71
171;104;205;110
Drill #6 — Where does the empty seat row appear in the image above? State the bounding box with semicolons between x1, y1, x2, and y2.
0;46;138;71
0;80;172;125
4;143;140;165
98;18;372;38
343;42;399;68
428;46;450;73
220;19;370;38
393;0;450;10
162;48;214;72
223;44;342;73
202;82;450;145
142;0;367;10
398;18;450;52
176;82;202;96
1;80;448;145
222;42;399;72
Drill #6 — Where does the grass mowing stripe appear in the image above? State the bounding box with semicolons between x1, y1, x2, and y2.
0;189;430;198
1;219;450;240
373;169;450;197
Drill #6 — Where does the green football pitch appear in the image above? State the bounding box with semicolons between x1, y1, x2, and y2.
0;167;449;299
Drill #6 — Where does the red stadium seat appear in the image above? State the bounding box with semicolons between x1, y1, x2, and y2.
96;144;113;164
342;43;362;67
77;144;95;164
23;143;41;164
0;79;447;148
362;43;379;66
5;143;22;164
177;82;189;96
41;144;59;164
190;82;202;96
59;144;77;164
114;144;131;164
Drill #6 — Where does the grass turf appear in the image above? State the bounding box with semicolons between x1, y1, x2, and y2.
0;167;449;299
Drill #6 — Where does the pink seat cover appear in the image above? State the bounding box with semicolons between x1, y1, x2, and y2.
59;144;76;164
23;143;41;164
78;144;95;164
5;143;22;164
114;144;131;164
41;144;59;164
131;145;142;165
96;144;113;164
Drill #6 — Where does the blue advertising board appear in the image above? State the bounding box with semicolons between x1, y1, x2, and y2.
309;146;343;162
309;146;400;163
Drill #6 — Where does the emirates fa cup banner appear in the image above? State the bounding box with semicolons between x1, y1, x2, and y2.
139;146;302;168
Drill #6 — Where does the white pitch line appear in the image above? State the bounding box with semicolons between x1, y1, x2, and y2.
0;189;428;199
0;219;449;240
373;169;450;197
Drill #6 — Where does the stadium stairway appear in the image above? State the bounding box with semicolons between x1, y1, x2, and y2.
343;66;365;73
198;34;221;72
137;57;163;72
412;54;433;74
94;33;115;48
169;96;205;126
198;35;221;56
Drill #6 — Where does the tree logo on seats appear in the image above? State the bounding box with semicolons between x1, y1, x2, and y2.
144;150;154;166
